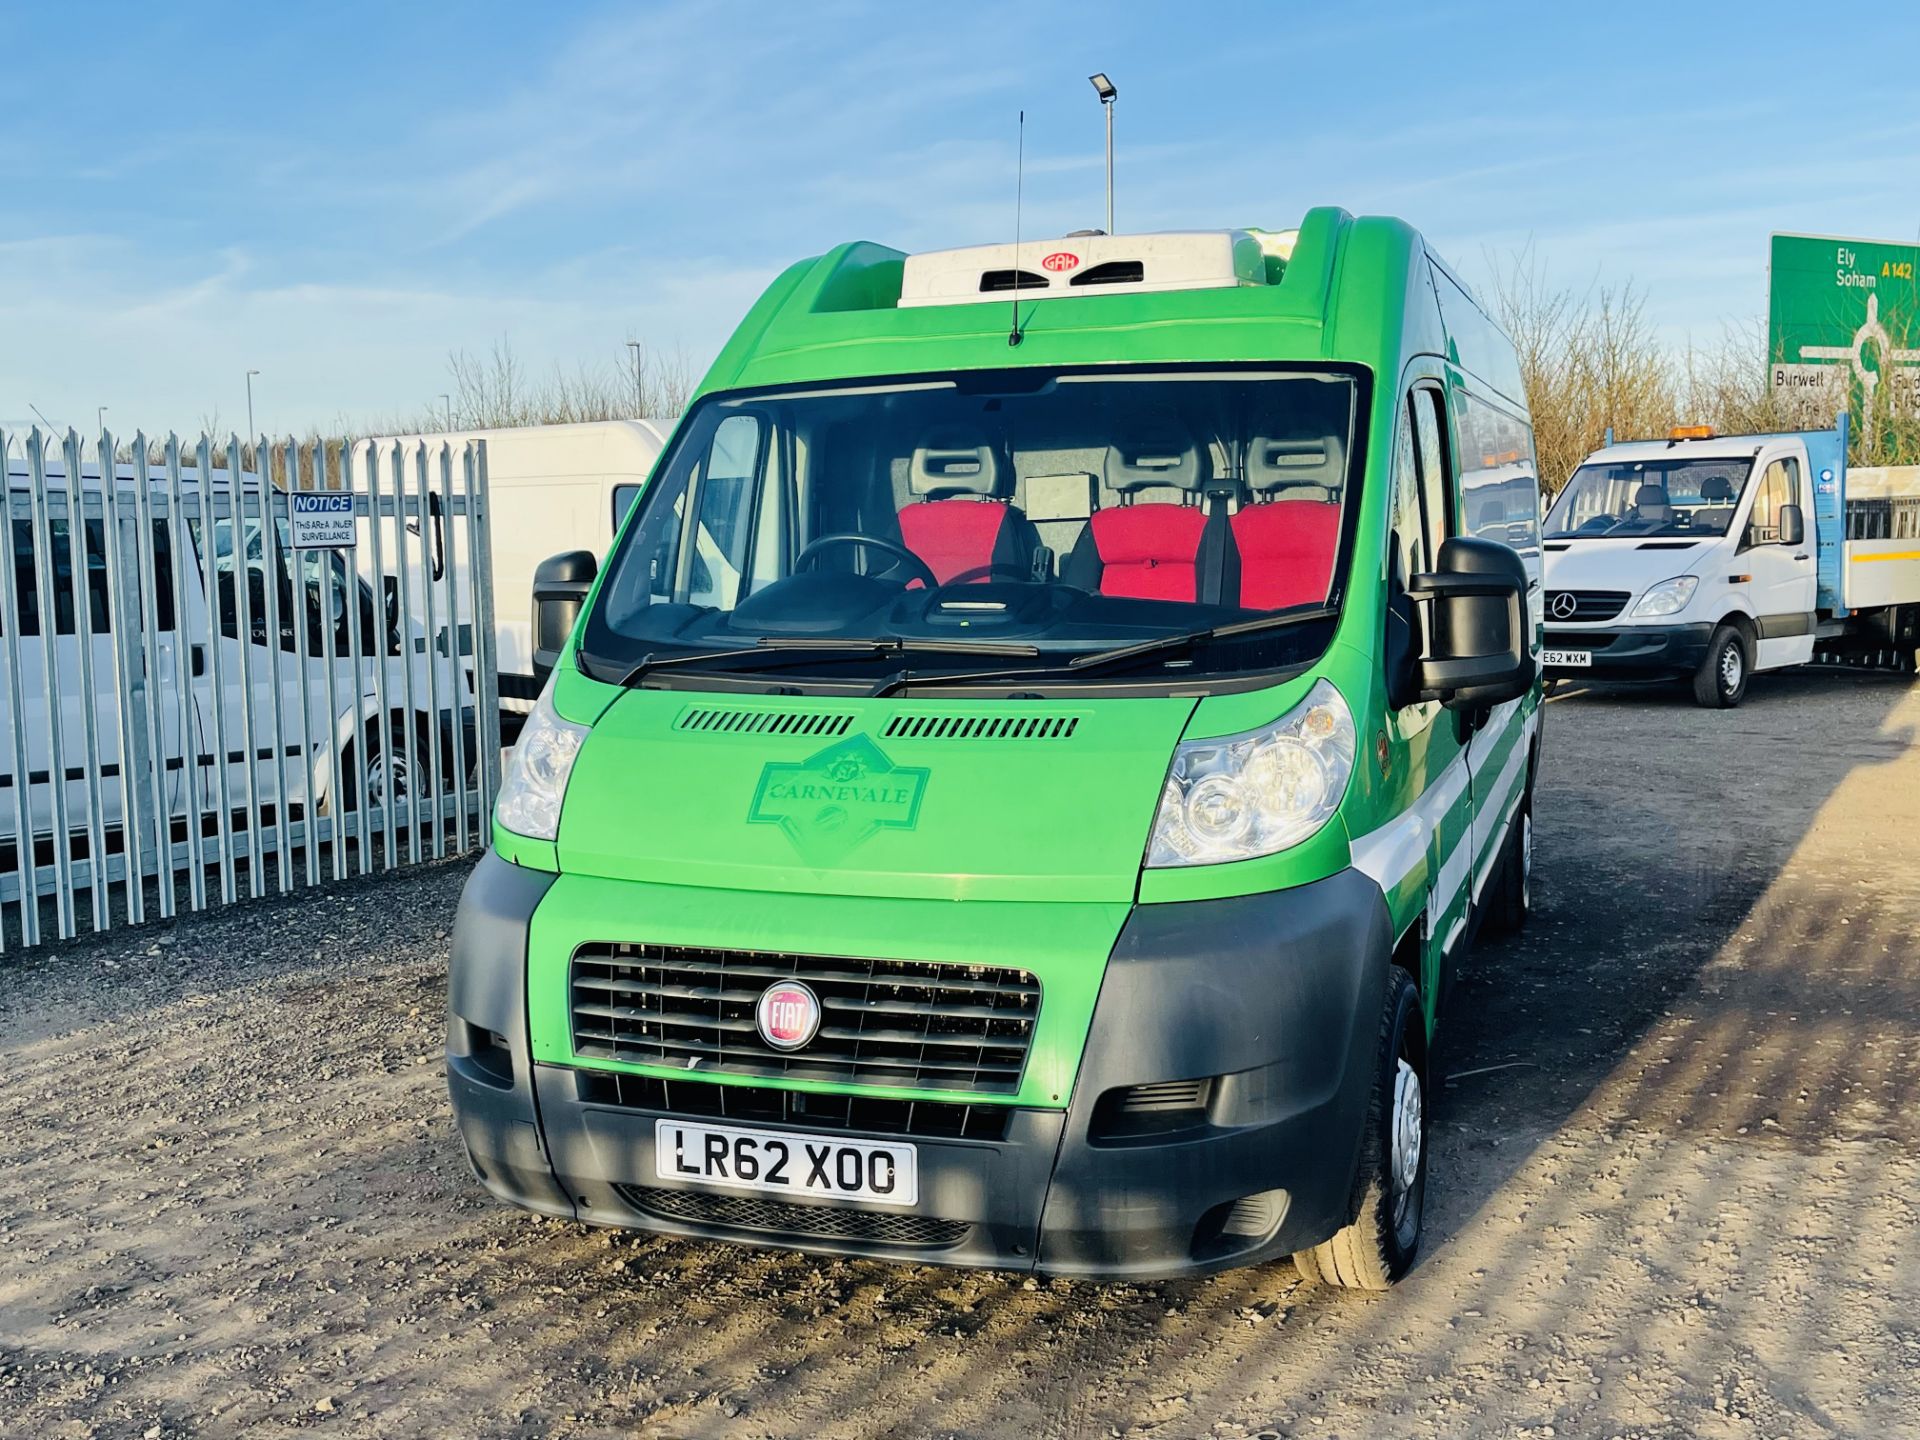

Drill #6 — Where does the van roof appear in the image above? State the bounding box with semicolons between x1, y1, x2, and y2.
371;417;673;448
698;207;1526;411
1586;437;1777;465
897;229;1294;308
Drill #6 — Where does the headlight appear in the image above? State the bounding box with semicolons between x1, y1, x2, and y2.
495;686;589;841
1630;576;1698;618
1148;679;1355;868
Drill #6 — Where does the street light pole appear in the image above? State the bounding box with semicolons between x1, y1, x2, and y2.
1089;73;1117;234
245;369;260;440
626;341;644;417
440;393;453;431
97;405;107;433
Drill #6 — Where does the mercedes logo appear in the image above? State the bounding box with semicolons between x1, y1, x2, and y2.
1548;591;1578;620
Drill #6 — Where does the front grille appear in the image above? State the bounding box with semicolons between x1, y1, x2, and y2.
1545;589;1630;622
617;1185;971;1249
575;1070;1015;1141
570;944;1041;1095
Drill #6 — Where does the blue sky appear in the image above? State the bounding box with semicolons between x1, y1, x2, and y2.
3;0;1917;434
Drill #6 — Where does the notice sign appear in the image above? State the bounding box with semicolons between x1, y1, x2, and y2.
289;492;357;549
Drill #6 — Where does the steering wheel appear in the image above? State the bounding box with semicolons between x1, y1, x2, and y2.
793;533;937;590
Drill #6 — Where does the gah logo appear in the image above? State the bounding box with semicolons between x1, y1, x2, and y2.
748;733;929;867
756;981;821;1052
1041;251;1081;272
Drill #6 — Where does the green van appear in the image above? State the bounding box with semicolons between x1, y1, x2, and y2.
448;210;1543;1288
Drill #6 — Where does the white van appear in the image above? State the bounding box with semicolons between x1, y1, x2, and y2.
367;420;672;714
1538;421;1920;706
0;456;469;862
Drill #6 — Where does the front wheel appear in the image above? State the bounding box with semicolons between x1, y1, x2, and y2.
321;718;419;817
1292;967;1427;1289
1692;624;1750;708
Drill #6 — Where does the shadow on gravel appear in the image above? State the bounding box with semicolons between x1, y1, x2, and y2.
4;668;1919;1439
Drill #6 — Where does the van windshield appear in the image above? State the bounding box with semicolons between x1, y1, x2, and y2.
1544;456;1753;539
579;366;1361;691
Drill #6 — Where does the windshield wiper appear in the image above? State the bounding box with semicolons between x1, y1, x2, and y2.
607;636;1040;687
1065;602;1340;674
868;603;1339;696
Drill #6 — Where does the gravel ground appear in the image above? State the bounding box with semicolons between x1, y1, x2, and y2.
3;667;1919;1440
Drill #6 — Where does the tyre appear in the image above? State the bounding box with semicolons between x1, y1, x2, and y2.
322;718;418;817
1692;624;1750;708
1292;967;1427;1290
1481;798;1532;937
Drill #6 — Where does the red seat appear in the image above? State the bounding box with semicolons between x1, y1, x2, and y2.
898;500;1033;585
1231;500;1340;609
1081;505;1210;599
1231;434;1345;609
1063;436;1215;601
896;436;1039;585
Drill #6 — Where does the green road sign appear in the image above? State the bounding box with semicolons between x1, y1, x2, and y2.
1769;233;1920;417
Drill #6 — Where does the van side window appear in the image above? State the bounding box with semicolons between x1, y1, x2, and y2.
1454;388;1541;560
680;414;762;607
151;521;176;632
1411;388;1454;553
1389;406;1428;579
1749;459;1798;545
611;484;641;535
205;517;300;653
5;518;111;637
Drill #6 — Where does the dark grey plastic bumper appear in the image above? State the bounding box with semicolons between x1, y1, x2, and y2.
444;852;572;1218
1545;621;1714;679
447;859;1395;1279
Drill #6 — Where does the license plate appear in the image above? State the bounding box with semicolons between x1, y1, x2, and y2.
1541;648;1592;668
654;1119;918;1207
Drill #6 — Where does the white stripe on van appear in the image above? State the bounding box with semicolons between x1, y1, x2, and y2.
1350;705;1538;912
1349;747;1469;902
1470;713;1535;905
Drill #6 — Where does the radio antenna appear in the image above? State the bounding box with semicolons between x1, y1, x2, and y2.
1009;109;1025;348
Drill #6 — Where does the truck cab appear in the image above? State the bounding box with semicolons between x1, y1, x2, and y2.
1540;429;1821;706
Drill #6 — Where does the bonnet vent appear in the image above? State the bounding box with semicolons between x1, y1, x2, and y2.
883;714;1081;742
674;706;852;738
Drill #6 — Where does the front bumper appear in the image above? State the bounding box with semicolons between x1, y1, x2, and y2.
1545;621;1715;680
448;852;1393;1279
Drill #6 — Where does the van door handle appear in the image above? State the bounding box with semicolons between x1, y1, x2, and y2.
191;644;208;677
1793;553;1810;561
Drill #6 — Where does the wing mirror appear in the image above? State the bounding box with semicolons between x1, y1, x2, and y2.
1778;503;1805;548
1407;537;1536;710
532;550;598;689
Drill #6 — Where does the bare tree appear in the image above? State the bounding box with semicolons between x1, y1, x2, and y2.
1487;247;1677;493
363;336;697;435
1492;242;1920;485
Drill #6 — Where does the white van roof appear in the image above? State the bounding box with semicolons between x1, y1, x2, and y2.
898;229;1294;309
1586;437;1771;466
373;416;672;457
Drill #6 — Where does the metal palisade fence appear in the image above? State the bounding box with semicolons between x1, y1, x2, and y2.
0;428;501;950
